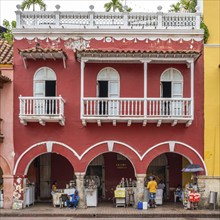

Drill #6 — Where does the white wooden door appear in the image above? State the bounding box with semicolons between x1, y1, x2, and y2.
34;81;45;115
108;81;119;116
40;154;51;198
172;82;183;116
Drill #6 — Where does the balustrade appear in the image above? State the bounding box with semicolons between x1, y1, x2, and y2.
19;96;65;126
15;9;201;30
82;97;192;119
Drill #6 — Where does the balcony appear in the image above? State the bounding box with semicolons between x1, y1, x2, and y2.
15;9;201;30
19;96;65;126
81;98;193;127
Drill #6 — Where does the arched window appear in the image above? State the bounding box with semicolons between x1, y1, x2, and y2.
160;68;183;98
34;67;56;97
97;68;120;115
160;68;183;116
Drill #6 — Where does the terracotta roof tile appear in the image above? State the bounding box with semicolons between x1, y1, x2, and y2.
18;46;67;58
0;39;13;64
77;49;200;54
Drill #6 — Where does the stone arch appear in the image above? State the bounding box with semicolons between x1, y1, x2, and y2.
141;141;207;175
79;140;141;174
0;155;12;176
13;141;79;175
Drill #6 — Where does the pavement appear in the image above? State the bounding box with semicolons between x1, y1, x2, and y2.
0;202;220;218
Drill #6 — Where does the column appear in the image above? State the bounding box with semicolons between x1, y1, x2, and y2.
190;61;194;119
12;175;25;209
75;172;86;208
143;61;147;117
80;60;85;119
2;175;14;209
135;174;145;205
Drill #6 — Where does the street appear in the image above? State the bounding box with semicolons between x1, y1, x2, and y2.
0;218;219;220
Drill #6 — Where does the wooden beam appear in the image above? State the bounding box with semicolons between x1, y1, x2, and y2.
39;119;46;126
127;120;132;126
97;120;101;126
171;120;177;127
186;120;192;127
157;120;162;127
143;120;147;126
82;120;87;126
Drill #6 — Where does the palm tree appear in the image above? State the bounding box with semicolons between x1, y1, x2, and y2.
169;2;181;12
104;0;124;12
21;0;46;11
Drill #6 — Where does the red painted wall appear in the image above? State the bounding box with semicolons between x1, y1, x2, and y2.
13;38;204;175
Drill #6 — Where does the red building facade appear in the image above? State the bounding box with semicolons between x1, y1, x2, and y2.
9;6;207;207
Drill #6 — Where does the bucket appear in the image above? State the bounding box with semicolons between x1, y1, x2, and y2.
143;201;148;210
137;201;143;210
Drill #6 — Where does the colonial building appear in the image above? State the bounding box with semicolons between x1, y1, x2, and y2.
9;5;207;208
0;39;14;208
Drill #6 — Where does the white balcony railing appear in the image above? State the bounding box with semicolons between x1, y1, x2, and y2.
15;10;201;30
19;96;65;126
82;98;193;126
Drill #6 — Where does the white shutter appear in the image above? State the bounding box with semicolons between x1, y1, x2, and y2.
109;81;119;116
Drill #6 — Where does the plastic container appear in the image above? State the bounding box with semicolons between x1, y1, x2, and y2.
143;201;148;209
137;201;143;210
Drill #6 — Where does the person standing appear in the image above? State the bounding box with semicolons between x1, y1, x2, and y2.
147;176;158;208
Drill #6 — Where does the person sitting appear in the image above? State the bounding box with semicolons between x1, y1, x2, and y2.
66;190;80;209
174;184;183;202
51;181;57;195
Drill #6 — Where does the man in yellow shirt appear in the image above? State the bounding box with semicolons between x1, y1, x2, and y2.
147;176;157;208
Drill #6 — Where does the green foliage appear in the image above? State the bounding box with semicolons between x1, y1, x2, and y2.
169;0;209;43
104;0;132;12
200;21;210;44
21;0;46;11
1;20;16;44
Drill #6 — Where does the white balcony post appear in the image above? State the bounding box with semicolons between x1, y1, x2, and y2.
89;11;94;28
55;11;60;27
144;61;147;117
15;10;22;28
190;60;194;119
157;12;163;29
195;13;201;29
80;60;85;118
123;12;128;28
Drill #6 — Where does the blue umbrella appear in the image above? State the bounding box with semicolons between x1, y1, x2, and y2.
181;164;204;173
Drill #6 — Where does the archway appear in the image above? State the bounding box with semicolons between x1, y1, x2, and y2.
145;152;195;204
85;152;136;205
25;153;75;204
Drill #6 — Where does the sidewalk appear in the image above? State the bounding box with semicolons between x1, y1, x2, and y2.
0;202;220;218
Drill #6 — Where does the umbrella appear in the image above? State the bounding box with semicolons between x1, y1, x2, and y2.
181;164;204;173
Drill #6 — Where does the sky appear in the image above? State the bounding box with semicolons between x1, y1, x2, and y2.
0;0;180;25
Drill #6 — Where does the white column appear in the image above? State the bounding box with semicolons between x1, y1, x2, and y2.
144;61;147;117
80;60;85;119
75;172;86;208
135;174;145;205
190;61;194;120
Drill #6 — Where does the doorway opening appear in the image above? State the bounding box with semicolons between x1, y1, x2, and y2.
26;153;75;204
85;152;136;205
145;153;191;204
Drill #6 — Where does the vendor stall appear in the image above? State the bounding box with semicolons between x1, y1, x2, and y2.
84;176;98;207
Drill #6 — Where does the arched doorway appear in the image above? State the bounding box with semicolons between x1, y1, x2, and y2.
26;153;75;203
85;152;136;203
146;152;192;203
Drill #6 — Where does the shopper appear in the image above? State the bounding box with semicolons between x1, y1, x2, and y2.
147;176;157;208
51;181;57;195
66;190;80;209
